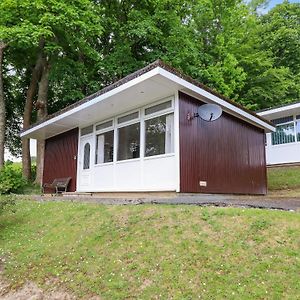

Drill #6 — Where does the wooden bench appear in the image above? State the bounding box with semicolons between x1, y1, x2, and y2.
42;177;72;194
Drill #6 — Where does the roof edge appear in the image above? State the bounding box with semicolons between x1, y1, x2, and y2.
21;59;274;136
257;100;300;115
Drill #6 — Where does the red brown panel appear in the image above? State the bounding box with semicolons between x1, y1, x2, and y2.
179;92;267;195
43;128;78;192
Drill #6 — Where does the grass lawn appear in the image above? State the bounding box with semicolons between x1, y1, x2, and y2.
0;200;299;299
268;166;300;191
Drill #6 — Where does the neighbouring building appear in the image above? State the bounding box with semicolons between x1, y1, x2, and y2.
21;60;274;195
257;101;300;166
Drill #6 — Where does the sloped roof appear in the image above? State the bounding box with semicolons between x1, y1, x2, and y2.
21;59;274;138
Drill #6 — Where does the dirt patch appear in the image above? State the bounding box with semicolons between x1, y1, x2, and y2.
0;260;72;300
0;274;104;300
0;276;76;300
140;279;153;290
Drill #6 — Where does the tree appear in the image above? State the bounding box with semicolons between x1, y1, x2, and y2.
0;41;6;169
1;0;300;180
240;1;300;109
1;0;102;180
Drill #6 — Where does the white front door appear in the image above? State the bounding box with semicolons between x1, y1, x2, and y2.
78;135;93;190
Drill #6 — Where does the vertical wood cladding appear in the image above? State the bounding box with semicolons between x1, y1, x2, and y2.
43;128;78;192
179;92;267;195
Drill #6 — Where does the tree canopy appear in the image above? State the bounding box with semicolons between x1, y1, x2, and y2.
0;0;299;173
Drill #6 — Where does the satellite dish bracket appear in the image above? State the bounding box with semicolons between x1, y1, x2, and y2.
187;104;222;122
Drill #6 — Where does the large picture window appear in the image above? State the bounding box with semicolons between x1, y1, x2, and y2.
90;99;174;164
271;123;295;145
118;123;140;161
145;114;174;157
95;131;114;164
271;115;300;145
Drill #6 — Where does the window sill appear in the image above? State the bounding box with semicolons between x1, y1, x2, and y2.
267;142;300;148
94;162;114;167
144;153;175;161
116;158;141;164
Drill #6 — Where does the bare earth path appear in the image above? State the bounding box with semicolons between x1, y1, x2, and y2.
0;273;75;300
22;193;300;211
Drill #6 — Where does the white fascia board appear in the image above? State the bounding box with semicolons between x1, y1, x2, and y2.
20;67;161;138
257;102;300;116
157;68;275;132
21;65;275;138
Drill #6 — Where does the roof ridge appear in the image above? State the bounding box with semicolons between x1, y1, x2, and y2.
21;59;273;134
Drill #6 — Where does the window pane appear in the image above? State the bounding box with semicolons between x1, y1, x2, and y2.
118;123;140;160
271;116;293;125
117;112;139;124
271;123;295;145
145;114;174;157
81;125;93;136
95;131;114;164
297;122;300;142
96;120;113;131
145;100;172;115
83;143;90;169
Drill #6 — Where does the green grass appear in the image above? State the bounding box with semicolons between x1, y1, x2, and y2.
268;166;300;191
0;200;299;299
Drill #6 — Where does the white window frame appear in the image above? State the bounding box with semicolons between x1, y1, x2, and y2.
80;124;94;137
94;119;115;166
116;109;141;163
143;97;174;121
116;110;140;127
95;119;114;133
79;97;176;166
271;114;300;147
143;98;175;159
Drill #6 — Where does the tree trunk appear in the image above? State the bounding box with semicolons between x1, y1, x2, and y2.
0;42;6;170
22;47;44;180
35;61;50;185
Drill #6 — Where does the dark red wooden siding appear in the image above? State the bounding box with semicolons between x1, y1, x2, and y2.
43;128;78;192
179;92;267;195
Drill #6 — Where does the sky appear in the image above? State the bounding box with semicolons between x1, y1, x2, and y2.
262;0;299;13
269;0;299;8
5;139;36;162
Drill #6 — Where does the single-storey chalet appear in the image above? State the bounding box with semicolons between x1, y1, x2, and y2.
257;101;300;166
21;60;275;195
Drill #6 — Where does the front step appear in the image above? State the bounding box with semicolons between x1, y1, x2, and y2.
62;191;176;199
62;192;93;198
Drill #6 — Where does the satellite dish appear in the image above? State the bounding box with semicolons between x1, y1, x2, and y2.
197;103;222;122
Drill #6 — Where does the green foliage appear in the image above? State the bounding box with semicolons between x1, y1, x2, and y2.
0;194;16;214
0;164;26;194
250;219;271;231
1;0;300;156
0;0;103;155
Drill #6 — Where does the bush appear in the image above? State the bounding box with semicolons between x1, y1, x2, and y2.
0;194;17;214
31;164;37;182
0;164;26;194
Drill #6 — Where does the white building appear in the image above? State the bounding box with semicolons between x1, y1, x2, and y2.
257;101;300;166
20;60;273;195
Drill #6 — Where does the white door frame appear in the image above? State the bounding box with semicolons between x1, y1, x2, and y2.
77;134;94;190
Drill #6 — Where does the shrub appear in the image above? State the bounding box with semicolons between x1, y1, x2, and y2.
0;165;26;194
31;164;37;182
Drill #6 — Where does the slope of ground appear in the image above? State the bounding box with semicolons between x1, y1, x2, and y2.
0;200;299;299
268;166;300;197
